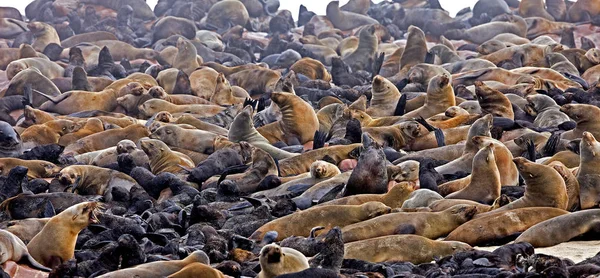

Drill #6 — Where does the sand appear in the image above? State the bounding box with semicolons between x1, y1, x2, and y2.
477;241;600;263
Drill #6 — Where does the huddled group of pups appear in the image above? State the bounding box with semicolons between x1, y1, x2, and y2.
1;0;600;277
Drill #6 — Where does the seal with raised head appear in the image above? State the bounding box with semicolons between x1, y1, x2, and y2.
139;138;195;175
577;132;600;209
249;201;391;241
366;75;401;117
27;202;101;268
325;1;378;31
258;243;309;278
401;74;456;120
257;92;319;145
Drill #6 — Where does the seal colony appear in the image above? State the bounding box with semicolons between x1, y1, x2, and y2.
3;0;600;277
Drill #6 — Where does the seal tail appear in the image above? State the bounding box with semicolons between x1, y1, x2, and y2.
22;255;52;272
394;94;407;116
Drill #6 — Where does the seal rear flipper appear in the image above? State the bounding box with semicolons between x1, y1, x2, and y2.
143;232;169;246
32;88;70;104
561;72;589;90
394;224;417;235
414;116;436;132
172;70;192;95
42;200;55;218
317;183;346;205
543;132;561;156
241;196;265;209
42;43;64;62
371;52;385;79
312;131;327;150
394;94;407;116
309;226;325;238
23;85;33;107
22;254;51;272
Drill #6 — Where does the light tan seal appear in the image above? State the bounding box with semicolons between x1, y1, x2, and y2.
344;235;472;264
516;209;600;248
577;131;600;209
27;202;101;268
97;251;209;278
0;158;60;179
168;263;226;278
560;104;600;140
139;138;195;175
318;181;417;208
28;21;60;52
474;81;514;120
257;92;319;145
325;1;378;31
0;230;50;271
366;75;402;117
341;204;477;243
445;207;569;246
258;244;309;278
401;74;456;120
249;201;391;241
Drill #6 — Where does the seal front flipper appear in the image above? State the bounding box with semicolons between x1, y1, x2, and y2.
317;183;345;205
394;224;417;235
286;184;312;196
434;129;446;147
394;94;407;116
371;52;385;79
526;139;537;162
543;132;560;156
43;200;55;218
312;131;327;150
72;66;92;91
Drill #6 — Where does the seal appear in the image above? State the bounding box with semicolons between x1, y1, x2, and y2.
318;181;417;208
547;161;580;211
58;118;104;147
402;74;456;120
343;136;388;196
577;132;600;209
0;158;60;179
28;21;60;52
366;75;402;117
446;143;501;205
525;94;570;128
150;124;217;154
249;201;391;241
21;119;80;147
567;0;600;22
58;165;138;200
168;262;226;278
560;104;600;140
443;15;527;45
325;1;378;31
289;58;331;82
3;218;50;244
37;88;123;115
27;202;100;268
96;250;209;278
258;243;309;278
139;138;195;175
445;207;569;246
474;81;514;120
344;235;471;264
229;106;298;160
62;124;149;156
210;73;245;106
6;57;64;81
485;157;568;213
516;209;600;248
341;204;477;243
519;0;555;20
340;0;370;14
173;37;202;75
208;147;278;193
205;0;249;30
257;92;319;145
0;230;50;271
138;99;225;118
342;24;378;72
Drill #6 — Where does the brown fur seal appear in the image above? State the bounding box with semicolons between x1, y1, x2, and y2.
188;67;219;99
96;251;209;278
37;88;122;115
446;144;501;204
27;202;100;268
343;24;378;72
445;207;569;246
289;58;331;82
398;26;428;75
210;73;245;106
58;165;137;199
474;81;514;120
229;106;297;160
139;138;195;175
150;124;216;154
341;204;477;243
547;0;567;21
249;201;391;241
577;132;600;209
318;181;417;208
21;119;80;147
205;0;249;30
0;158;60;179
0;230;50;271
258;244;309;278
519;0;555;20
445;15;527;45
228;67;281;96
488;157;569;213
325;1;378;31
429;199;492;214
168;263;225;278
548;161;580;211
560;104;600;140
525;94;570;128
344;235;471;264
366;75;402;117
173;38;202;75
401;74;456;120
257;92;319;145
62;124;149;155
278;144;362;176
516;209;600;247
28;21;60;52
139;99;225;118
341;0;370;14
0;18;28;39
58;118;104;147
567;0;600;22
3;218;50;244
6;57;64;81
